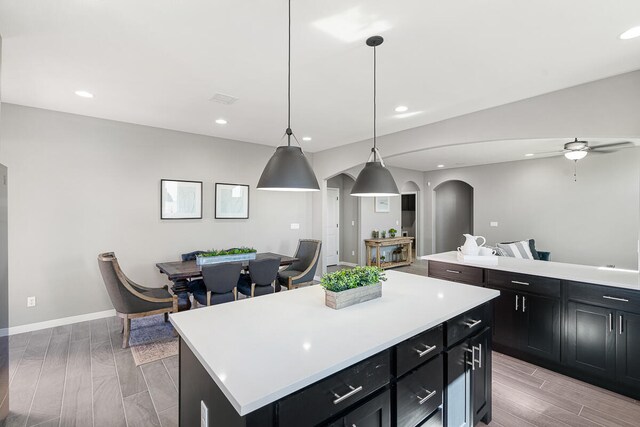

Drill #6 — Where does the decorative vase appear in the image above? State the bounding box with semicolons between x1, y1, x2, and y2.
324;282;382;310
196;252;257;266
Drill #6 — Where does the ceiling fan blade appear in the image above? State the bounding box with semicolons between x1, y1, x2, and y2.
589;149;616;154
591;141;634;150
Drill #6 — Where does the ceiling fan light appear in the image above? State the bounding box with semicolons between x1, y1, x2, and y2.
564;150;588;161
351;161;400;197
258;146;320;191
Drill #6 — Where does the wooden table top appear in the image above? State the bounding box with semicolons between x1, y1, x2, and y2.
156;252;298;281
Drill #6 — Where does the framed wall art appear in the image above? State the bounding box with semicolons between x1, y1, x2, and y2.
215;183;249;219
161;179;203;219
374;196;390;213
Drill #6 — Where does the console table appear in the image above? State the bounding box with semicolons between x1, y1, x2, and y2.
365;236;414;269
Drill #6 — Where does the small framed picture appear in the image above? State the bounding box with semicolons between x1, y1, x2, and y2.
375;196;390;213
161;179;203;219
215;183;249;219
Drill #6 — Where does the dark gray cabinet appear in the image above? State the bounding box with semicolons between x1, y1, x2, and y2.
565;302;616;378
329;390;390;427
616;311;640;389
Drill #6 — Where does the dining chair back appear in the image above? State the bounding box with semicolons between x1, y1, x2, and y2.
198;262;243;305
277;239;322;290
238;257;281;297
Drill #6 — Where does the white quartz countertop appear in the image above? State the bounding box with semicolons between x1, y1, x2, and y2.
425;252;640;291
169;270;499;416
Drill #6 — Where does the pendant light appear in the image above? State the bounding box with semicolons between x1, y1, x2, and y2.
351;36;400;197
257;0;319;192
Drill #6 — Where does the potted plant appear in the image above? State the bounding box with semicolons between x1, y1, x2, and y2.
389;228;397;238
381;230;387;238
380;255;386;263
196;247;257;266
321;266;386;309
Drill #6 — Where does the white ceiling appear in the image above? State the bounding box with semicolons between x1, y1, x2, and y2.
1;0;640;152
385;138;640;171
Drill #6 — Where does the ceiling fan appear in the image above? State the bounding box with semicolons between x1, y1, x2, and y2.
560;137;633;160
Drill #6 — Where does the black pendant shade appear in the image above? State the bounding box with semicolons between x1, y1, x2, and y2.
351;159;400;197
351;35;399;198
257;146;320;191
257;0;319;192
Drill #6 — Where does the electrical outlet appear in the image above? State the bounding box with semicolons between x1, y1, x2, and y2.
201;401;208;427
351;220;355;226
490;221;498;227
290;223;300;230
27;296;36;307
396;220;399;226
352;251;355;256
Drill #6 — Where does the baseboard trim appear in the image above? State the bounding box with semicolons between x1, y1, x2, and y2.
7;309;116;336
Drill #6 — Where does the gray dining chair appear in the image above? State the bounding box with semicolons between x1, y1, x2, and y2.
193;262;242;306
97;252;178;348
277;239;322;290
238;257;281;298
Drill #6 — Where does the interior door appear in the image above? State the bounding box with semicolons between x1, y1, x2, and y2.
616;311;640;388
325;188;340;266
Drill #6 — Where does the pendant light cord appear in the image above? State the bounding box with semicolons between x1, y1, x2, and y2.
373;45;377;161
286;0;292;146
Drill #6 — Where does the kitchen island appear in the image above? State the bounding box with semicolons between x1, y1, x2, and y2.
170;270;499;427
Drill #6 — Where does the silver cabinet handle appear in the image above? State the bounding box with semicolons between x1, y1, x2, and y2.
333;385;363;405
465;347;475;371
609;313;614;332
603;295;629;302
446;269;461;274
415;344;437;358
417;389;437;405
476;344;482;369
515;295;519;311
619;315;623;335
464;319;482;328
511;280;530;286
522;296;526;313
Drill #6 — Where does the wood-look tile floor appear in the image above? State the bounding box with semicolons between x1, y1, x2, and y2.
5;316;177;427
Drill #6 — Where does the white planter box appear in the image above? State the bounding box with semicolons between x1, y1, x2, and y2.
324;282;382;310
196;252;257;266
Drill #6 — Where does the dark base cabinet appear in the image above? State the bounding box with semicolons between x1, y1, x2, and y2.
179;303;494;427
429;260;640;401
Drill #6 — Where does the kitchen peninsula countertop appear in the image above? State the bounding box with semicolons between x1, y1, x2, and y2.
169;270;499;416
425;251;639;290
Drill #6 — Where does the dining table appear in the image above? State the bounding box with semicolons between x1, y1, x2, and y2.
156;252;298;310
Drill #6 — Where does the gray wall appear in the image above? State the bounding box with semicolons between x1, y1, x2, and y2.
0;104;314;327
0;33;9;421
326;174;359;265
311;71;640;268
434;180;473;253
424;148;640;269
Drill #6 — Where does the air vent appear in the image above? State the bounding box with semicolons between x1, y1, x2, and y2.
210;93;239;105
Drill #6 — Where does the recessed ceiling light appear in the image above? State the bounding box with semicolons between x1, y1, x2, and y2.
525;153;534;157
620;26;640;40
394;106;408;113
302;137;312;142
215;119;228;125
437;164;445;168
75;90;94;98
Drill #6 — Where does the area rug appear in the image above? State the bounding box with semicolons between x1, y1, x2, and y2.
129;314;178;366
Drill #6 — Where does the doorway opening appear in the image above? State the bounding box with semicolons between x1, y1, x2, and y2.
325;174;359;269
434;180;474;253
401;181;420;258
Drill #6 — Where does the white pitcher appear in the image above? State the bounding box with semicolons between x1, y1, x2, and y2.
457;234;486;256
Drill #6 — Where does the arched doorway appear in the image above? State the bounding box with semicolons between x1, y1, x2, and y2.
434;180;474;253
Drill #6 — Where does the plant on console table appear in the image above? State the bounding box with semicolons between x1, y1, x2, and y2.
321;266;386;310
388;228;397;238
196;247;257;266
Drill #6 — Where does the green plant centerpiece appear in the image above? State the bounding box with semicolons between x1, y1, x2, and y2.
388;228;397;238
196;247;257;266
321;266;386;309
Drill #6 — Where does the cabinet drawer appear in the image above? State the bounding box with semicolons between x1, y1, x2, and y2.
397;325;443;377
486;270;560;298
419;408;442;427
446;303;491;347
566;281;640;314
397;354;443;427
279;350;390;427
428;261;484;286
